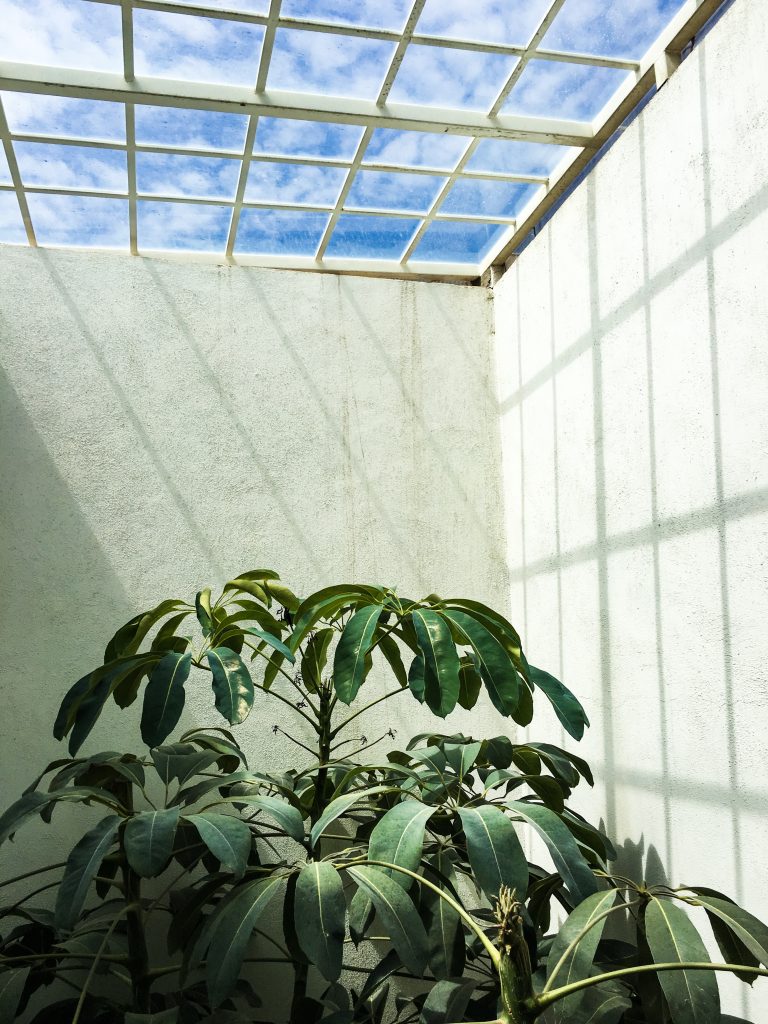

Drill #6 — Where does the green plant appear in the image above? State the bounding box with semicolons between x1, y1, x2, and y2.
0;570;766;1023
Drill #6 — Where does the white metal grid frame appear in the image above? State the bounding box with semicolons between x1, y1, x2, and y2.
0;0;727;280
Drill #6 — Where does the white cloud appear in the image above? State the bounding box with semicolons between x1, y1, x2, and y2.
388;44;516;111
542;0;687;58
416;0;552;46
364;129;467;170
136;153;240;198
504;59;631;121
26;193;128;246
245;160;346;205
138;199;230;249
15;141;127;191
0;192;27;242
268;28;394;100
281;0;412;32
345;169;443;213
0;0;122;70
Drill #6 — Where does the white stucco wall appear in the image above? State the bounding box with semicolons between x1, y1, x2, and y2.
493;0;768;1017
0;248;509;886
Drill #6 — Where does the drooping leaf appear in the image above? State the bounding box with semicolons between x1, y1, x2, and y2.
420;979;476;1024
291;585;384;651
686;889;768;977
357;948;401;1005
151;744;220;787
441;610;520;718
546;889;619;1023
528;665;590;741
0;967;30;1021
422;850;464;980
348;887;375;945
263;579;300;612
310;786;394;848
124;807;180;878
295;862;346;981
378;633;408;688
200;874;283;1006
151;611;192;652
195;588;213;636
234;794;304;843
206;647;254;725
411;609;461;718
55;815;120;930
457;805;528;902
0;792;50;845
444;740;482;780
239;627;295;664
104;599;187;662
140;651;192;748
348;866;429;975
408;653;426;703
187;812;251;878
645;897;720;1024
302;628;335;691
333;604;383;704
368;801;435;886
457;658;482;710
507;801;597;903
578;986;633;1024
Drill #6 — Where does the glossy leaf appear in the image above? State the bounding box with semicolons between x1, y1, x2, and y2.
412;609;460;718
368;801;434;886
457;805;528;901
310;786;394;848
104;599;187;661
422;850;464;980
420;979;475;1024
441;610;520;718
236;794;304;843
302;628;335;692
140;651;192;748
348;887;375;945
377;632;408;688
0;791;50;845
645;897;720;1024
55;815;120;930
151;744;220;786
195;589;213;635
579;987;633;1023
187;812;251;878
201;874;283;1006
528;665;590;741
240;626;295;664
333;604;383;704
687;889;768;972
207;647;254;725
546;889;618;1023
408;653;426;703
124;807;180;878
458;658;482;710
291;586;380;651
507;801;597;903
295;862;346;981
348;866;429;975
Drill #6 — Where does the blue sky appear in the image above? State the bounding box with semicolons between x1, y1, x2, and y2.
0;0;688;261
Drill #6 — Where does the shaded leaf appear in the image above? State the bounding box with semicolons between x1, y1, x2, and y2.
687;888;768;979
441;610;520;718
348;866;429;975
55;815;120;930
378;633;408;688
235;795;304;843
411;609;461;718
422;850;464;981
207;648;254;725
187;813;251;878
546;889;618;1023
333;605;383;704
458;805;528;902
0;967;29;1020
420;979;475;1024
151;744;220;787
0;792;50;845
645;897;720;1024
310;786;394;848
369;802;435;886
295;862;346;981
528;665;590;741
124;807;180;878
507;801;597;903
140;651;192;748
302;628;335;692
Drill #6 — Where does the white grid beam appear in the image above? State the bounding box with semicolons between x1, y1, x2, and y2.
0;97;36;246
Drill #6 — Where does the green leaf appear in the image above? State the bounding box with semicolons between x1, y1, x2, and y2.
236;795;304;843
104;599;187;661
348;866;429;975
528;665;590;741
201;874;283;1006
420;979;475;1024
55;815;120;930
187;812;251;878
53;673;93;740
310;786;394;848
457;805;528;901
263;579;300;612
378;633;408;688
125;1010;179;1024
333;604;383;704
124;807;180;878
579;987;633;1024
368;801;435;886
444;740;482;780
411;609;460;718
140;651;192;748
645;897;720;1024
295;862;346;982
0;967;30;1021
348;887;375;945
151;744;220;786
546;889;618;1024
686;889;768;974
507;801;597;903
207;647;254;725
441;609;520;718
291;585;381;651
458;658;482;710
0;791;50;845
422;850;464;981
239;627;295;664
302;628;335;691
151;611;191;652
408;653;426;703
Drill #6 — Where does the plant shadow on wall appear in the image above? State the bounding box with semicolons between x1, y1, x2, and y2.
1;571;767;1024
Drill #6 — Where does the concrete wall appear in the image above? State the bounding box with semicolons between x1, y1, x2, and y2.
493;0;768;1017
0;247;508;889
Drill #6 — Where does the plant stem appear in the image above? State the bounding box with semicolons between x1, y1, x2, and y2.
0;861;66;889
330;688;405;738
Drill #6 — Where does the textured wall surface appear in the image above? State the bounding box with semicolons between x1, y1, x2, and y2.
493;0;768;1017
0;248;509;903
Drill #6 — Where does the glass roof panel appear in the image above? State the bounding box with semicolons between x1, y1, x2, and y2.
466;139;572;177
0;0;122;71
137;153;240;200
0;193;28;243
235;208;330;255
15;142;127;192
542;0;688;60
364;129;467;171
138;200;231;250
269;29;396;100
417;0;553;47
1;94;125;143
503;60;632;120
135;107;248;152
325;215;419;259
0;147;12;184
245;161;346;205
281;0;413;32
413;220;506;263
345;170;445;214
388;45;516;111
26;194;128;247
134;10;264;86
441;179;541;218
254;118;363;160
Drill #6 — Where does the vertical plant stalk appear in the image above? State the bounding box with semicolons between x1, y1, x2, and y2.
495;887;535;1024
119;785;151;1014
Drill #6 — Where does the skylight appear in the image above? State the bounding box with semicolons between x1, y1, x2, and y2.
0;0;719;278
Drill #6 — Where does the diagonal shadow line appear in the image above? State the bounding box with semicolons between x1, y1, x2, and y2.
142;262;326;576
35;250;226;576
508;484;768;582
499;174;768;415
341;281;508;563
